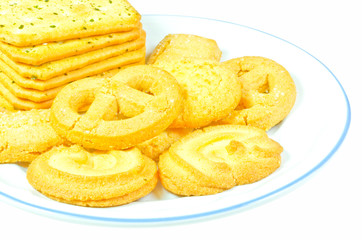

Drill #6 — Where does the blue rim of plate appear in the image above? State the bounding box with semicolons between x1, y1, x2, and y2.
0;14;351;224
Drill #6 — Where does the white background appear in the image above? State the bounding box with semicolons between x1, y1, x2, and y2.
1;0;360;239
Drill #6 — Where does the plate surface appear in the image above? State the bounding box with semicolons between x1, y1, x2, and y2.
0;15;351;224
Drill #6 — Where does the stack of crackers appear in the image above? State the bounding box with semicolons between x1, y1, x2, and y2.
0;0;145;110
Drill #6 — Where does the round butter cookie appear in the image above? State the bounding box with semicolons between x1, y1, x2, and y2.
158;125;283;196
218;56;296;131
50;65;183;150
26;145;157;207
154;58;242;128
0;109;64;163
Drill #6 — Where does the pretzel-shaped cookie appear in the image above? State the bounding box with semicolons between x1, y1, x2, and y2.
50;65;183;150
158;125;283;196
218;56;296;131
27;145;157;207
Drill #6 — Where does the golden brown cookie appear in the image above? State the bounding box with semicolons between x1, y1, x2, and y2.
147;34;222;64
0;109;64;163
154;58;242;128
50;65;183;150
137;128;193;160
26;145;157;207
158;125;283;196
217;56;297;131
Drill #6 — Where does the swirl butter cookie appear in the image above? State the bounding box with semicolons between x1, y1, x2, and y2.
154;58;242;128
26;145;157;207
218;56;297;131
158;125;283;196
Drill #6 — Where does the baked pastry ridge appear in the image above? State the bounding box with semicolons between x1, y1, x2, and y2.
159;125;283;196
218;56;297;130
26;145;157;207
50;65;183;150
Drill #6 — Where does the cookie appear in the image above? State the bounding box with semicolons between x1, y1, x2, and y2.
137;128;193;160
50;65;183;150
27;145;157;207
0;109;64;163
158;125;283;196
154;58;242;128
147;34;222;64
218;56;297;131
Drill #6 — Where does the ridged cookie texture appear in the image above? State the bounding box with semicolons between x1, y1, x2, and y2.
26;145;157;207
50;65;183;150
158;125;283;196
218;56;297;131
154;58;242;128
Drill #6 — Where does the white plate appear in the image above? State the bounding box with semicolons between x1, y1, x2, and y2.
0;15;351;225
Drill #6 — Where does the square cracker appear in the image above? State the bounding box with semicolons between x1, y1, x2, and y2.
0;25;142;65
0;0;140;47
0;31;145;80
0;47;146;91
0;72;62;102
0;82;54;110
0;60;142;103
0;60;145;110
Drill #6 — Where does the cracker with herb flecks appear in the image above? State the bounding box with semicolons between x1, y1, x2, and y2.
0;66;131;110
0;31;145;80
0;25;142;65
0;47;145;92
0;0;140;47
0;72;62;102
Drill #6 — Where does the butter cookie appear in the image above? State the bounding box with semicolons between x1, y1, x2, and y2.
147;34;222;64
50;65;183;150
154;58;242;128
0;109;64;163
158;125;283;196
218;56;296;131
27;145;157;207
